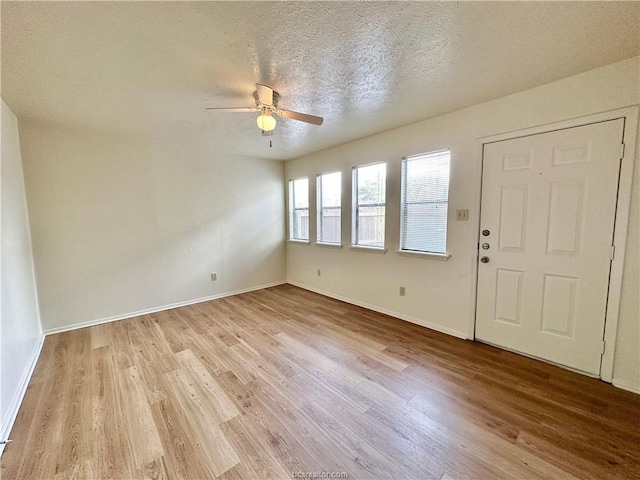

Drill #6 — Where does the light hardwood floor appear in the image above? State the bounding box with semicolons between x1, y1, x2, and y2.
2;285;639;479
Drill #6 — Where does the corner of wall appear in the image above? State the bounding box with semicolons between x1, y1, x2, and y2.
1;99;45;451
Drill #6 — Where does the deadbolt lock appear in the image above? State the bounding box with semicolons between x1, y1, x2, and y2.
482;229;490;236
482;243;490;250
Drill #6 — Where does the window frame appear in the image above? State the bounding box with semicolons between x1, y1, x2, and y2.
288;177;309;242
352;162;387;249
316;171;342;245
399;149;451;256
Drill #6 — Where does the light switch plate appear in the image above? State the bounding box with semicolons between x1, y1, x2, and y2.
456;209;469;221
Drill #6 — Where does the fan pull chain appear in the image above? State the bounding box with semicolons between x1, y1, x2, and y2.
269;140;272;148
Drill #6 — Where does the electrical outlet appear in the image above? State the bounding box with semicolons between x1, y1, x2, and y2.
456;209;469;221
317;269;321;276
399;286;406;296
210;273;217;281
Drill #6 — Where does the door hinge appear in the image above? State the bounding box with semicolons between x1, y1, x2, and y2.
610;244;616;260
601;341;606;355
620;143;625;159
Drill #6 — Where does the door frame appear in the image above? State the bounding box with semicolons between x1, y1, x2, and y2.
469;105;638;382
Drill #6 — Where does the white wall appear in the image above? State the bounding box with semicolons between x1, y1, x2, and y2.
0;100;43;445
285;57;640;391
19;121;286;332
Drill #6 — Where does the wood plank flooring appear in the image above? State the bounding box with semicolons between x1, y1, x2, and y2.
2;284;639;479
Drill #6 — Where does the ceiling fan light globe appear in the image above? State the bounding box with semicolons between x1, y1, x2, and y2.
257;113;276;131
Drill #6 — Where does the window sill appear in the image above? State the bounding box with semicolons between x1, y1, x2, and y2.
315;242;343;249
288;239;310;245
397;250;451;261
350;245;387;254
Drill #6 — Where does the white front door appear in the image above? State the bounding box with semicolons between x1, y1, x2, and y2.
476;119;624;375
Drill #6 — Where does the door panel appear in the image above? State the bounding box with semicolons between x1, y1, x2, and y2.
476;119;624;375
494;269;524;325
547;181;584;255
540;274;578;338
498;184;528;251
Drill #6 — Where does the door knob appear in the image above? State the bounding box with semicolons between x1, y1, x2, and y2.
480;256;490;263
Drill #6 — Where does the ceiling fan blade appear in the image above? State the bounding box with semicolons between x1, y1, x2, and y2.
277;109;323;126
256;84;273;106
205;107;258;113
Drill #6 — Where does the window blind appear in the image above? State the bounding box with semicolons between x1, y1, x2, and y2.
400;151;450;254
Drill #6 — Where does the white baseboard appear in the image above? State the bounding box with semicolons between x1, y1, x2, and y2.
612;378;640;395
0;333;45;457
43;280;286;335
286;280;468;340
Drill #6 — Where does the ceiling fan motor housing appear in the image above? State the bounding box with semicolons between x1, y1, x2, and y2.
253;90;280;112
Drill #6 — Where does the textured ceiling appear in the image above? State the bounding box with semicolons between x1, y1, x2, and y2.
2;1;639;160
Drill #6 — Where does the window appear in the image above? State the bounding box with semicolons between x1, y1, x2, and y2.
353;162;386;248
317;172;342;244
400;150;450;254
289;178;309;241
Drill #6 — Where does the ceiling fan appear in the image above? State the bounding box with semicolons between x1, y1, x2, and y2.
206;84;323;135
